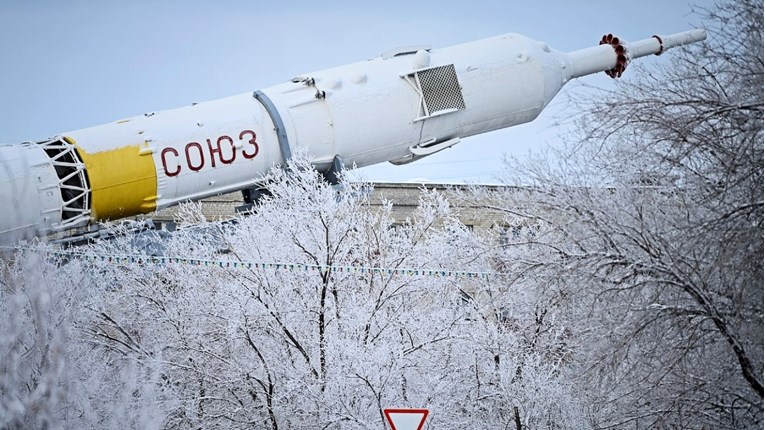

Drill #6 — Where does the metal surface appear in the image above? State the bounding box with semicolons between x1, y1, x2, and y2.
253;90;292;163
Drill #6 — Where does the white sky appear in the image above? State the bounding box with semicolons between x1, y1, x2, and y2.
0;0;712;184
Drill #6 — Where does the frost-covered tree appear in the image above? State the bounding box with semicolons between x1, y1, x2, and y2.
463;1;763;428
0;252;74;430
0;246;166;430
0;155;589;428
80;158;588;429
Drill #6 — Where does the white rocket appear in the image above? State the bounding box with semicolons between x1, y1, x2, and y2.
0;29;706;245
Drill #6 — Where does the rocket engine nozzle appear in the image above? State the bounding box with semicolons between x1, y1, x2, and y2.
599;33;629;78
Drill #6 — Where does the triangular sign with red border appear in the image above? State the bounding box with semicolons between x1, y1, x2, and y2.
383;408;429;430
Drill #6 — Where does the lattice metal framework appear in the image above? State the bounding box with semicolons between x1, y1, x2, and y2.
38;137;92;229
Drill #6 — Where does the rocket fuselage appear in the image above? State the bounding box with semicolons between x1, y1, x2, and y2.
0;29;706;244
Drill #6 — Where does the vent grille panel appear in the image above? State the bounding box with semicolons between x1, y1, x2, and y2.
416;65;465;114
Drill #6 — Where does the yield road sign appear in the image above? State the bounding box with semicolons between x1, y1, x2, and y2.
383;408;429;430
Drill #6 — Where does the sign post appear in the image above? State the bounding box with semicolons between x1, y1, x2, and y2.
383;408;429;430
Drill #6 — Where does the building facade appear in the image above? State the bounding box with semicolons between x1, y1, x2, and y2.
144;183;510;237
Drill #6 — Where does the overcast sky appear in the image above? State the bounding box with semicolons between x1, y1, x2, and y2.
0;0;712;184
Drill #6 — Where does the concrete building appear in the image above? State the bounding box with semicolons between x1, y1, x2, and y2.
144;183;510;239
